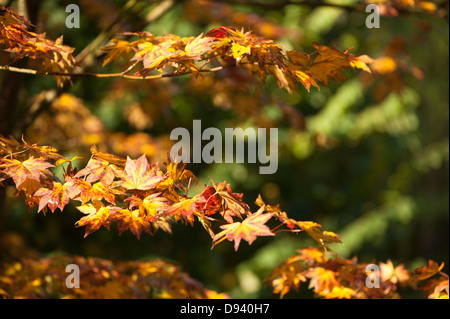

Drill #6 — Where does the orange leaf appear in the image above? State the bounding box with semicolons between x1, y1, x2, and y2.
34;181;80;213
75;201;117;237
379;259;411;284
101;38;134;66
324;285;355;299
0;157;54;188
118;154;163;190
212;206;274;251
90;145;127;166
299;221;342;247
266;255;306;298
75;157;118;186
89;182;117;205
414;260;445;281
165;196;200;220
306;267;339;296
108;208;153;239
0;6;34;48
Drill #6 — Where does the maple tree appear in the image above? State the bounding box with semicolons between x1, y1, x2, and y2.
0;1;448;300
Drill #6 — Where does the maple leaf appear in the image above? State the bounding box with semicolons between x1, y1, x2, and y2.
297;247;325;264
101;38;134;67
90;145;126;167
118;154;163;191
324;285;355;299
34;181;81;213
131;36;180;76
183;34;216;60
309;42;373;87
379;259;411;285
142;193;169;221
414;260;445;281
75;201;118;237
158;157;197;194
4;27;78;86
108;208;153;239
65;178;93;204
0;157;54;188
266;255;306;298
165;195;201;221
75;157;119;186
196;186;222;216
212;206;274;251
306;267;340;296
0;135;21;155
89;182;118;205
297;221;342;247
0;6;33;48
205;26;245;39
211;181;251;223
424;278;449;299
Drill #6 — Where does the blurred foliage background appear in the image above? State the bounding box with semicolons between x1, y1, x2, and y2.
0;0;448;298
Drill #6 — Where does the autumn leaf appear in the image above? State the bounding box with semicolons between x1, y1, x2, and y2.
211;181;250;222
142;192;169;221
266;255;306;298
0;157;54;188
90;145;126;166
297;247;325;264
309;42;373;87
205;26;244;39
324;285;355;299
165;195;201;220
379;259;411;285
92;182;119;204
75;201;118;237
0;6;33;48
424;278;449;299
66;178;93;204
101;38;134;66
108;208;154;239
297;221;342;247
183;34;216;60
212;206;274;251
34;181;81;213
306;267;340;296
75;157;118;186
159;157;197;193
196;185;222;216
0;135;21;155
3;25;78;86
414;260;445;281
118;154;163;190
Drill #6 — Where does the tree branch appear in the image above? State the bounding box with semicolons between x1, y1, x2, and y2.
210;0;449;17
0;64;228;80
210;0;365;12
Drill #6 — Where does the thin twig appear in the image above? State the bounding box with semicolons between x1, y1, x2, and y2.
0;64;227;80
211;0;365;12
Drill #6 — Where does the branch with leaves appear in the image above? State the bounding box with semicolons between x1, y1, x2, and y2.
1;6;373;92
0;136;448;299
267;248;449;299
0;135;342;248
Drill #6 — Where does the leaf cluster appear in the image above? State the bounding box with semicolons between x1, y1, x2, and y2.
0;254;227;299
267;247;449;299
0;136;340;251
